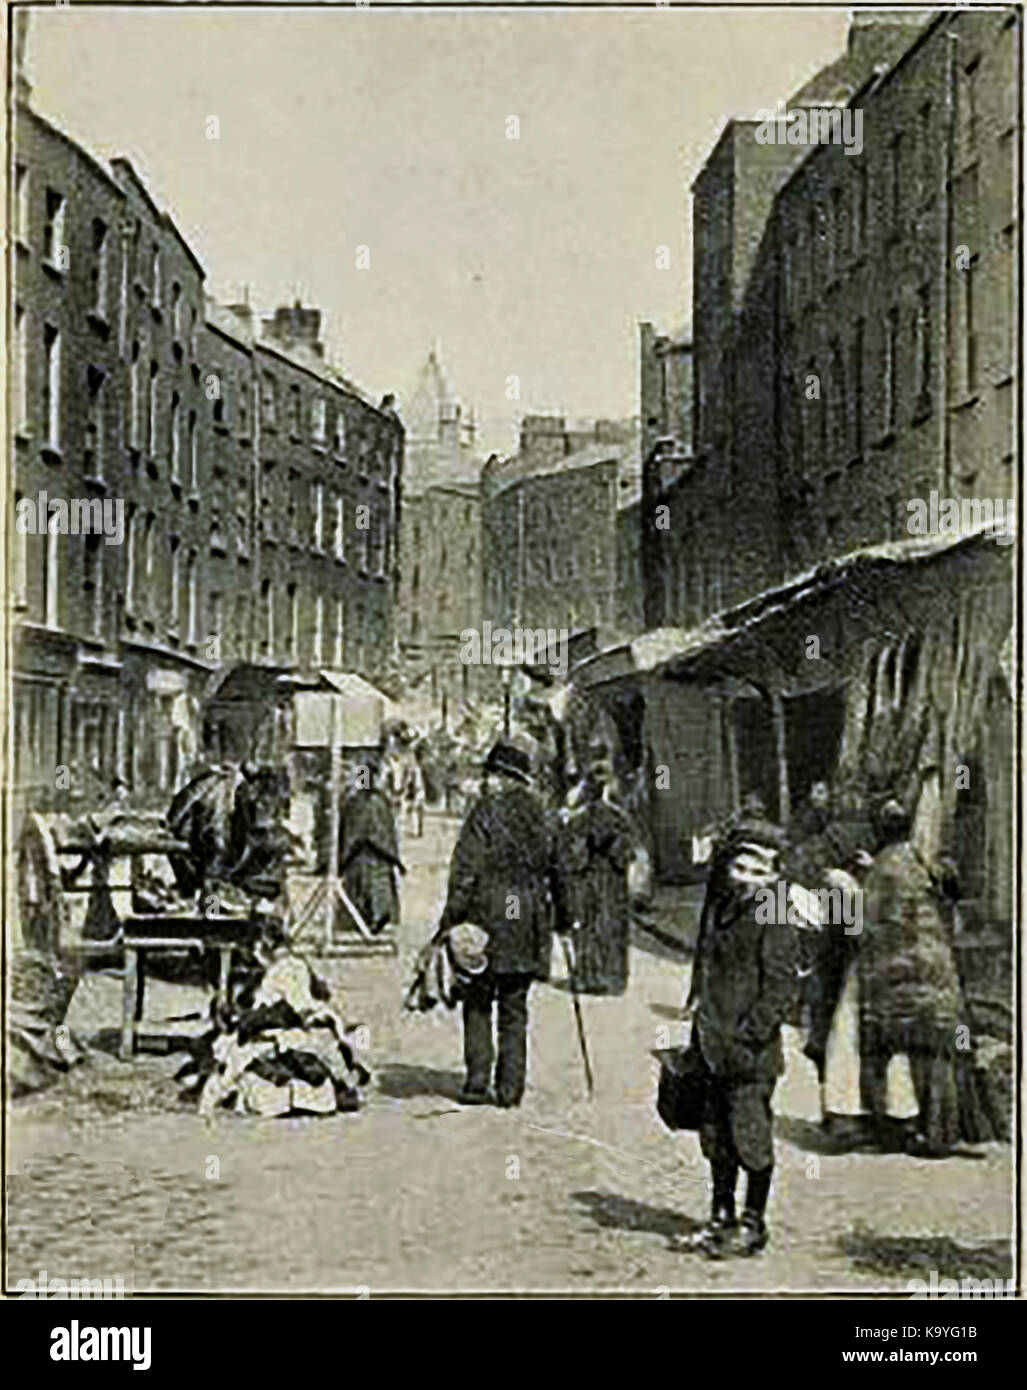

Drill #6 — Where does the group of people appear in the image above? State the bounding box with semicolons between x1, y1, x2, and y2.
679;782;970;1260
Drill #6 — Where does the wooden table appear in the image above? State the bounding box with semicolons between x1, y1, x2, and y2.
119;915;263;1060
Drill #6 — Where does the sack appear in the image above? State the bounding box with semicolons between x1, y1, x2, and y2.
654;1037;708;1131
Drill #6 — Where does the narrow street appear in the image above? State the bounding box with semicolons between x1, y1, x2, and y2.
8;813;1011;1295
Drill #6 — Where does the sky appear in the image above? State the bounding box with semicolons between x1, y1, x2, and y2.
25;4;849;456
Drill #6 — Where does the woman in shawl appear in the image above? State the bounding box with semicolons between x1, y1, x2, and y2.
858;799;961;1155
565;758;631;994
339;754;403;934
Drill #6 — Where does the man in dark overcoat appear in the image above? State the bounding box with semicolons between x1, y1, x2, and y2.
439;740;573;1107
685;816;796;1258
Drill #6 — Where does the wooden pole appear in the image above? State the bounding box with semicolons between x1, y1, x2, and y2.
326;695;342;951
771;691;790;826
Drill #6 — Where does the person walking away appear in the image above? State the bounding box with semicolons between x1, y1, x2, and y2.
439;740;573;1107
683;814;796;1258
565;758;631;994
401;744;426;838
339;754;403;935
858;798;960;1156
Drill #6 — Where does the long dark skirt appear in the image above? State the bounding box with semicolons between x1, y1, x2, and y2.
343;854;399;934
572;868;629;995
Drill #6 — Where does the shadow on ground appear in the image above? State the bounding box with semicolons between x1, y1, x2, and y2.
777;1113;990;1160
571;1190;700;1246
840;1225;1013;1282
374;1062;465;1101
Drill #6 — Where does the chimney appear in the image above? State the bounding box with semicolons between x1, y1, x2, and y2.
265;301;324;358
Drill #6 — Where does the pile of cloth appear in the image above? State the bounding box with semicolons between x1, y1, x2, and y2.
180;943;370;1118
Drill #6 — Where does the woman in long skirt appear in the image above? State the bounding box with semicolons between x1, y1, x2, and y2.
565;761;631;995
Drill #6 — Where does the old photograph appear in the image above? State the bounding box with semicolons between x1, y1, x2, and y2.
4;1;1020;1309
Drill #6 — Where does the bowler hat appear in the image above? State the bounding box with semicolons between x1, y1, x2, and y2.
483;740;532;785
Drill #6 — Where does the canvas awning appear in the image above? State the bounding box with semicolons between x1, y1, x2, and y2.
575;527;1015;699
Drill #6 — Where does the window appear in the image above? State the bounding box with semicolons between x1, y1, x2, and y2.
289;385;302;437
13;305;28;432
829;185;842;279
189;410;198;490
43;325;61;449
312;397;327;444
238;380;250;438
86;367;105;475
43;188;65;266
335;496;345;559
91;220;108;314
14;164;29;244
125;507;136;613
883;307;899;435
960;57;980;155
169;538;181;630
914;285;932;412
144;514;156;590
312;483;324;548
83;537;104;639
129;342;143;450
208;590;223;653
854;163;868;252
151;244;162;306
171;282;182;339
44;508;60;629
918;102;932;199
148;361;159;456
312;594;324;666
261;579;274;654
170;393;182;481
334;597;345;667
213;369;226;426
262;372;277;427
889;134;902;232
288;584;299;661
186;552;198;645
963;261;978;395
829;342;846;456
334;409;346;454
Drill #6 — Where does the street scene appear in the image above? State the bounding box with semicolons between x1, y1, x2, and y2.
6;4;1018;1301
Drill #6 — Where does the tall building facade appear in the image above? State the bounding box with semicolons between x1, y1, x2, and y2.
645;7;1018;630
9;95;402;817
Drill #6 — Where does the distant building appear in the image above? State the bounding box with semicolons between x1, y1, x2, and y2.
482;414;641;641
398;347;484;709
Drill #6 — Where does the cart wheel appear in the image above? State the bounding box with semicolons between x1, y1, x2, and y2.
16;813;71;958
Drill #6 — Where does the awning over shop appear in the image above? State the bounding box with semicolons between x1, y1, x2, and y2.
575;528;1015;699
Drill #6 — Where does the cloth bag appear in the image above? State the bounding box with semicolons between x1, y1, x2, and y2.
654;1032;708;1131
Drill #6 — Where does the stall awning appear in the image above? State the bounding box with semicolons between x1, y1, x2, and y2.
575;527;1015;698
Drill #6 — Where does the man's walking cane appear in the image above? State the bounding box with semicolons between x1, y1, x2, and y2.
559;931;594;1099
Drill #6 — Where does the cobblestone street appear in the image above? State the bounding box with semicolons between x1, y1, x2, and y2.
8;815;1012;1296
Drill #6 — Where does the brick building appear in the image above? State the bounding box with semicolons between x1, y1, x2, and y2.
646;7;1017;628
622;8;1017;923
482;416;637;639
9;89;402;817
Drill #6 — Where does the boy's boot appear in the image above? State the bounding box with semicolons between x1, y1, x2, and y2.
734;1166;772;1256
